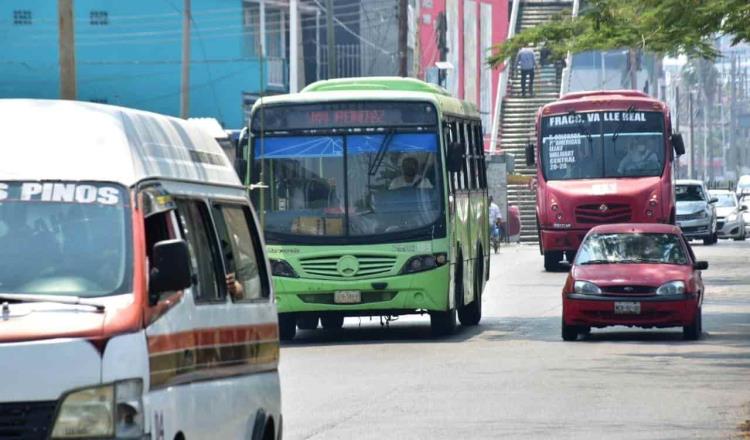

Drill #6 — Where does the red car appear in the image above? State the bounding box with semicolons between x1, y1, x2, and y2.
562;223;708;341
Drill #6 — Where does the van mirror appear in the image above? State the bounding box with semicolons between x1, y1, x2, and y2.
693;260;708;271
446;142;463;173
149;239;192;306
525;143;535;166
671;133;686;156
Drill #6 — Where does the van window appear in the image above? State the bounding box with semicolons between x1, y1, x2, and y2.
175;200;225;303
212;204;267;301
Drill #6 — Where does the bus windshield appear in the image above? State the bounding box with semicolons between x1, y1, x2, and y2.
541;110;665;181
251;102;442;242
0;182;132;297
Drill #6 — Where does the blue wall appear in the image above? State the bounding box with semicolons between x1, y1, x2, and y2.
0;0;280;128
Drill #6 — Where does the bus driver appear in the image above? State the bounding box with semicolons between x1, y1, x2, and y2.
389;155;433;190
617;141;658;175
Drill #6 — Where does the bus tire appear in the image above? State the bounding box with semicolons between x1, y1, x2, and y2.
458;256;482;326
321;314;345;330
544;251;564;272
278;314;296;341
430;308;456;336
297;314;319;330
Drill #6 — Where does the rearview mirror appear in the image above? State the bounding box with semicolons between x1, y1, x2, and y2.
525;143;535;166
693;261;708;271
671;133;686;156
149;239;192;306
446;142;463;173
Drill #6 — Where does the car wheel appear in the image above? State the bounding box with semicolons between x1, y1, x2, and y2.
683;308;702;341
320;314;345;330
278;314;296;341
703;234;717;245
297;314;319;330
562;319;579;341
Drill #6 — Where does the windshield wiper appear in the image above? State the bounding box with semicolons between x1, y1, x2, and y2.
611;105;637;144
580;259;611;265
0;293;105;312
368;128;396;176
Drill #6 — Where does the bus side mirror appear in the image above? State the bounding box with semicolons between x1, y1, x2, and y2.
525;143;535;166
671;133;686;156
149;239;192;306
447;142;463;173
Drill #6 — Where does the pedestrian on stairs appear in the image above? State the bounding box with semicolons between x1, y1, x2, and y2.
517;43;536;98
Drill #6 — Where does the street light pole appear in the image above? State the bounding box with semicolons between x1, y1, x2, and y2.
58;0;76;100
689;90;695;180
180;0;191;119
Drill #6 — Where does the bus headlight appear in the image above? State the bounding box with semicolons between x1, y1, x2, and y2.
656;281;685;296
51;379;144;439
401;253;447;274
270;259;298;278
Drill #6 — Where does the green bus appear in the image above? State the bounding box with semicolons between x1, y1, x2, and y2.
241;77;489;340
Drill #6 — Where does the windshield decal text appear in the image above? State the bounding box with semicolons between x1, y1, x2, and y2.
0;183;121;205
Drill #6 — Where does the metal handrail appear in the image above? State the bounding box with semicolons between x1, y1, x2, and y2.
559;0;580;97
488;0;521;155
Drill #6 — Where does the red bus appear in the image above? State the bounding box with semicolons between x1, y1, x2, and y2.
525;90;686;271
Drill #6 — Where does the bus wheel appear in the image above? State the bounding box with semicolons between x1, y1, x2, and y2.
458;263;482;326
544;251;564;272
321;314;345;330
297;314;319;330
278;314;296;341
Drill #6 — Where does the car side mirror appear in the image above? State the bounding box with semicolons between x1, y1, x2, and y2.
671;133;686;156
709;197;719;204
525;143;535;166
149;239;192;306
446;142;463;173
693;261;708;271
741;205;748;212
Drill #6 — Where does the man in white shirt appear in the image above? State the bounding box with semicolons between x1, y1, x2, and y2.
489;196;502;228
389;156;433;190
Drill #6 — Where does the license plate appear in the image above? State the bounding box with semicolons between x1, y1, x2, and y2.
614;301;641;314
334;291;361;304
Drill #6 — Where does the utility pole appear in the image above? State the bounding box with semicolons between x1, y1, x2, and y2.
720;77;727;180
180;0;191;119
289;0;299;92
58;0;76;100
730;53;737;178
325;0;335;79
689;90;695;179
397;0;408;77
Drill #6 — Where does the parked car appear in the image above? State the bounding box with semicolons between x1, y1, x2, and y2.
735;174;750;198
709;189;747;240
741;195;750;235
675;179;718;245
562;223;707;341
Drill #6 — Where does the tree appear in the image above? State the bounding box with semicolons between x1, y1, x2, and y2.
487;0;750;78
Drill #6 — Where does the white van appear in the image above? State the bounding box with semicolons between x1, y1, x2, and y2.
0;100;281;440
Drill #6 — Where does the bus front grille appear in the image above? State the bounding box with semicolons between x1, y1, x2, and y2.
299;255;398;278
575;203;631;224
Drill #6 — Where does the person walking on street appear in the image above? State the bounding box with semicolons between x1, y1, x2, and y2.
517;44;536;97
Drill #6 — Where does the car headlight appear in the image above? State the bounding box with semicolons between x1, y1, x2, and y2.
656;281;685;296
728;213;738;222
51;379;144;439
400;253;447;274
573;280;601;295
270;259;298;278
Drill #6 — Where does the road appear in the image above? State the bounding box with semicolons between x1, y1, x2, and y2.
279;241;750;439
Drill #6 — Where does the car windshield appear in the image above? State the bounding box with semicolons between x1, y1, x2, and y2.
541;110;665;180
576;233;688;265
253;132;442;239
0;182;132;297
676;185;706;202
711;192;736;208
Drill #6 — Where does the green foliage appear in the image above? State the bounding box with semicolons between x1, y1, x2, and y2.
487;0;749;68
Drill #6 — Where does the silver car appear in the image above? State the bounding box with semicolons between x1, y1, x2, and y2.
709;189;747;241
676;180;718;245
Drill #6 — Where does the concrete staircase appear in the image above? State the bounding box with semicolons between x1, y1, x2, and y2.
500;1;573;243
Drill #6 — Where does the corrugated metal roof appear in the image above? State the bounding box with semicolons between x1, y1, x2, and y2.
0;99;240;188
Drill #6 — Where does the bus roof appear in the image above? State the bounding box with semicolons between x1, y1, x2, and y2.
541;90;666;116
0;99;239;188
254;77;479;119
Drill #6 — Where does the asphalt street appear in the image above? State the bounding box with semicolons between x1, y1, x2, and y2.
279;241;750;440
